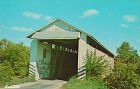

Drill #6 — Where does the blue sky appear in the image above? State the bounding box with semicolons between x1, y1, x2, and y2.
0;0;140;54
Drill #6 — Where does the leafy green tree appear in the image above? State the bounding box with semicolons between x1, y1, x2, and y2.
0;60;14;84
0;39;30;84
105;41;140;89
136;61;140;76
117;41;139;63
10;43;29;77
105;62;140;89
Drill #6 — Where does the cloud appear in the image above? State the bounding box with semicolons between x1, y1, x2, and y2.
123;15;137;22
23;12;42;19
11;26;33;32
80;9;99;18
23;11;53;22
43;16;53;22
121;24;128;28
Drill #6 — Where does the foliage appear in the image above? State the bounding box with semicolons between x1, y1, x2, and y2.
85;51;107;77
104;61;140;89
117;41;139;63
136;61;140;76
65;76;107;89
104;42;140;89
64;51;108;89
0;60;14;85
0;39;30;84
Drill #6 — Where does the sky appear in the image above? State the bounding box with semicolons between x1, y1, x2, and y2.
0;0;140;54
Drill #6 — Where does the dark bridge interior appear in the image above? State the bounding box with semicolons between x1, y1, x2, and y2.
42;39;78;80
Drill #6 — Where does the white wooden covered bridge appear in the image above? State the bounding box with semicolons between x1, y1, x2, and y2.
27;19;114;80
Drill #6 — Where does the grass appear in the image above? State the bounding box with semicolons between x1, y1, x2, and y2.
6;76;35;86
63;76;107;89
0;76;35;88
0;83;4;88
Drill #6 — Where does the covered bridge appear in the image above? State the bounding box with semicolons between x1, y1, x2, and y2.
27;19;114;80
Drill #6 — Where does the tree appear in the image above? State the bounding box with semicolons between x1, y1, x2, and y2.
0;39;30;84
116;41;139;63
0;60;14;84
105;41;140;89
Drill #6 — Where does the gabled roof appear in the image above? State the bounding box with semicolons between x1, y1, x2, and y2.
27;19;115;58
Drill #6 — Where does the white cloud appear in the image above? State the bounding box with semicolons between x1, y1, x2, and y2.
23;12;42;19
23;12;53;22
11;26;33;32
80;9;99;18
43;16;53;22
123;15;137;22
121;24;128;28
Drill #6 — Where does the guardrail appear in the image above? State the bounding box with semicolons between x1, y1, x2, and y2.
77;66;86;79
29;64;36;77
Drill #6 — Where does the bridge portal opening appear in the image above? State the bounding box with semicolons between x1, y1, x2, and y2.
39;39;78;80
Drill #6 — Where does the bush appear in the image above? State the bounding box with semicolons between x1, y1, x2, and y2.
104;59;140;89
85;51;107;77
0;61;14;85
64;51;108;89
65;41;140;89
136;62;140;76
104;42;140;89
0;39;30;84
65;76;107;89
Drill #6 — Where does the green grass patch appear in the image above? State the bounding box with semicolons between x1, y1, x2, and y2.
65;77;107;89
6;76;35;86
